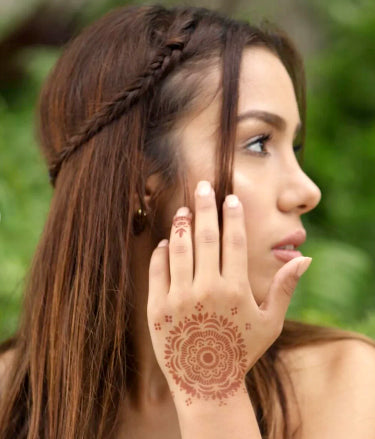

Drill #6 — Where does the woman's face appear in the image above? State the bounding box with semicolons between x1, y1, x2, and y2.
167;46;321;305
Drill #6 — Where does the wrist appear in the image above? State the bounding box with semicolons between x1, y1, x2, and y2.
173;384;262;439
172;382;250;415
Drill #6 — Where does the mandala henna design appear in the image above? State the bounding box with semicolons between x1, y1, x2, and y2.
164;305;248;404
173;215;191;238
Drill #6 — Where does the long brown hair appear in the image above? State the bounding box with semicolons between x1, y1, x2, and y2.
0;5;374;439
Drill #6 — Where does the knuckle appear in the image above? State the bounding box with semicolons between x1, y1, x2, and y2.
224;232;246;249
196;228;218;245
271;320;284;339
199;288;214;301
233;279;249;297
280;276;298;298
149;262;164;278
171;242;189;254
194;279;219;300
226;288;242;304
147;303;164;320
261;313;284;339
172;297;186;313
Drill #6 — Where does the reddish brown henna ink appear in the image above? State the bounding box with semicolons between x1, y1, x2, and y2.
230;307;238;315
245;323;252;330
218;399;228;406
165;315;173;323
194;302;203;311
164;303;248;405
154;322;162;331
173;215;191;238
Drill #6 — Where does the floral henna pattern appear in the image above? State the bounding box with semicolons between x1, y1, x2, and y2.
173;215;191;238
164;304;248;404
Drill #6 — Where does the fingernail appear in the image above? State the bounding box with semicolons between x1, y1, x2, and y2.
225;194;239;208
176;206;190;217
157;239;169;247
197;180;212;196
296;257;312;277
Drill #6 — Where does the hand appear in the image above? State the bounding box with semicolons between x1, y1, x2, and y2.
147;180;311;408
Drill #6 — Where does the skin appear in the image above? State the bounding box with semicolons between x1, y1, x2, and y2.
0;46;374;439
120;46;321;428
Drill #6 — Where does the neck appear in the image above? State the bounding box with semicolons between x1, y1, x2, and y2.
126;229;171;411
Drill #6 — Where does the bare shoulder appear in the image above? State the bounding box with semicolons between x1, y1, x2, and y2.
0;348;16;393
279;338;375;438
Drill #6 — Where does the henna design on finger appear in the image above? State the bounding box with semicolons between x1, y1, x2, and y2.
173;215;191;238
195;302;203;311
154;322;162;330
164;304;248;405
165;315;173;323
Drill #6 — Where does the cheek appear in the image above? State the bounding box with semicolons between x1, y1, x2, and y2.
233;170;277;304
233;170;274;234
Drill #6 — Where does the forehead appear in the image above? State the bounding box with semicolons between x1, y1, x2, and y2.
238;46;300;124
174;46;301;171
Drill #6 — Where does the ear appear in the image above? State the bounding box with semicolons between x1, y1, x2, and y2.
133;173;163;213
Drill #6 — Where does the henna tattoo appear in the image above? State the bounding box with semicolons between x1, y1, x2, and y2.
195;302;203;312
154;322;162;331
173;215;191;238
165;315;173;323
245;323;252;330
230;307;238;315
164;303;248;405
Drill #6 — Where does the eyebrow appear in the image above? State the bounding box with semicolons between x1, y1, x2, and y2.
237;110;302;137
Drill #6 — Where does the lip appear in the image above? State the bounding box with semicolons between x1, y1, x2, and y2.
271;229;306;263
272;229;306;250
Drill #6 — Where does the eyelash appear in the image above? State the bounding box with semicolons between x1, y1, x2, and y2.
243;133;272;157
243;133;303;157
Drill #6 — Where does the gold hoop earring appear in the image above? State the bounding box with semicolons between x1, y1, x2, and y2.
132;207;147;235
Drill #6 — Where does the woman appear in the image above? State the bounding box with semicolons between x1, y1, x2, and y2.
0;4;374;438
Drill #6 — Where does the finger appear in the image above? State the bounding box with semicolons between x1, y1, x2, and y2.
259;257;312;320
221;194;248;283
148;239;171;307
193;180;220;281
169;207;193;291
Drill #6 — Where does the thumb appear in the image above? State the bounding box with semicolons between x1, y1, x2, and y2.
259;257;312;319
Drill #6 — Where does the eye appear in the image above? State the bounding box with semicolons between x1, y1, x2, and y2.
243;134;271;156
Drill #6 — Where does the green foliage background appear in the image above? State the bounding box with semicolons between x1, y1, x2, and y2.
0;0;374;342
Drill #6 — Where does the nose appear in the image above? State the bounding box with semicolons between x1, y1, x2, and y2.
277;159;322;215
